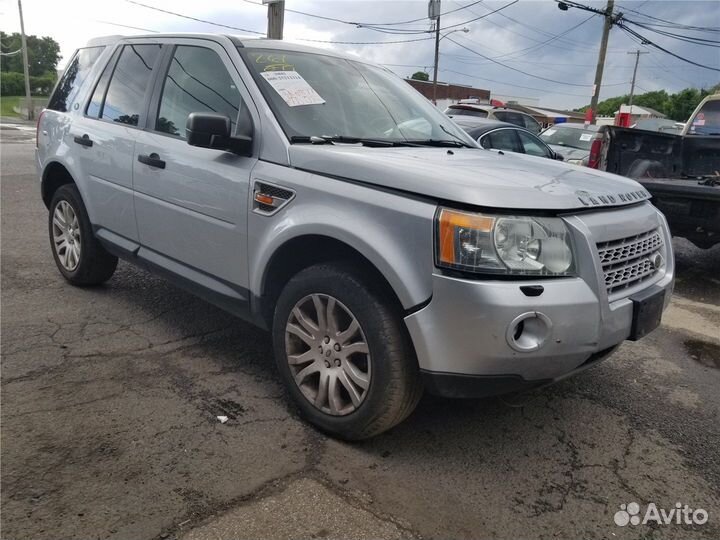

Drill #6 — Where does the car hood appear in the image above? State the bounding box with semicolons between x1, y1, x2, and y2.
288;145;650;210
548;145;589;161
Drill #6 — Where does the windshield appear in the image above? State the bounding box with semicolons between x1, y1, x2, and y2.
239;48;475;146
540;126;596;151
687;99;720;136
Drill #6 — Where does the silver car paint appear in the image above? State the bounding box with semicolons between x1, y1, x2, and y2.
37;34;675;385
405;202;674;378
287;144;650;210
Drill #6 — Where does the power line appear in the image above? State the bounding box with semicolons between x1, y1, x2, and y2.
239;0;485;27
617;22;720;72
440;68;596;97
454;0;627;53
445;34;611;87
125;0;266;35
95;20;159;33
623;18;720;47
617;4;720;33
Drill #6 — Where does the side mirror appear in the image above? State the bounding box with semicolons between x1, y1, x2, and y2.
186;112;251;156
553;151;565;161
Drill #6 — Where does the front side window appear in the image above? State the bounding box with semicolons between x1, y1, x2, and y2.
102;44;163;126
156;46;243;138
481;129;521;152
518;131;551;158
47;46;104;112
239;48;474;146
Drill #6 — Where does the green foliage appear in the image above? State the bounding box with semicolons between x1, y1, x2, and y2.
1;72;55;96
0;31;61;76
576;85;720;122
410;71;429;81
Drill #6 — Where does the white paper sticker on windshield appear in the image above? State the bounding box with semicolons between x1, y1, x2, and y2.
544;129;557;136
579;133;593;141
260;71;325;107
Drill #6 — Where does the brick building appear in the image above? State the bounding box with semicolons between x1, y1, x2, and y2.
405;78;490;109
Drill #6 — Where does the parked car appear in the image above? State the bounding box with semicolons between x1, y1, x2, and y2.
445;103;542;133
456;118;564;160
539;123;603;167
595;94;720;248
37;35;674;439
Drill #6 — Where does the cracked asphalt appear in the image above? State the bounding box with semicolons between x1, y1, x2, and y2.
2;123;719;540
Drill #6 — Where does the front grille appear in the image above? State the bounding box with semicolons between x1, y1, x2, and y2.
596;229;664;294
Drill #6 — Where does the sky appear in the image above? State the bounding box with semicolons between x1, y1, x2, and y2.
1;0;718;109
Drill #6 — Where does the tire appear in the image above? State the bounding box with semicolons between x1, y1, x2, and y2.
272;262;423;440
48;184;118;285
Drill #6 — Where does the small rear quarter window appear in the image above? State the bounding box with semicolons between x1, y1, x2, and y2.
47;46;105;113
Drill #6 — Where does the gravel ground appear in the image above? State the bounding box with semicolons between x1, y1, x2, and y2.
2;124;719;540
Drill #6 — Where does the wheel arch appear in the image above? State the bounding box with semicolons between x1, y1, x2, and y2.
254;234;417;330
41;160;77;209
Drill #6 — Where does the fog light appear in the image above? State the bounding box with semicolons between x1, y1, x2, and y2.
506;312;553;352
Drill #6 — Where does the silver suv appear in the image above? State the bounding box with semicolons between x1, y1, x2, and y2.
37;35;674;439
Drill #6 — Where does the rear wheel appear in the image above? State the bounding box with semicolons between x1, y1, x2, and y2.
49;184;117;285
273;263;423;440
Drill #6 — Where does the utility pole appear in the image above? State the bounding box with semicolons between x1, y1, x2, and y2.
18;0;33;121
430;0;441;105
432;15;441;105
627;49;648;114
265;0;285;40
588;0;614;125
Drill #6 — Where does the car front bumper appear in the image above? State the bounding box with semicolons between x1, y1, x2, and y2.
404;202;674;398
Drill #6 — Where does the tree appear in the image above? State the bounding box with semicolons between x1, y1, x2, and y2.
0;31;61;77
576;86;718;121
410;71;429;81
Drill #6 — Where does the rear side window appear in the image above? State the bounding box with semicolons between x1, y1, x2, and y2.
101;44;163;126
86;48;121;118
156;46;242;138
493;111;524;128
522;115;541;132
47;46;104;112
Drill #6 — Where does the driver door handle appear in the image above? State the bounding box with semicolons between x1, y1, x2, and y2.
138;153;166;169
73;134;93;147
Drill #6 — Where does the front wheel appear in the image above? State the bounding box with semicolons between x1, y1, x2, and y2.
272;263;423;440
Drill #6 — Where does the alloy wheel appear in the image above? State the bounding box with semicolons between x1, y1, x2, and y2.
285;293;371;416
52;200;81;271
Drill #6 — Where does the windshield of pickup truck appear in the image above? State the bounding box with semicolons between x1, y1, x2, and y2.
239;48;475;146
688;98;720;135
539;126;597;150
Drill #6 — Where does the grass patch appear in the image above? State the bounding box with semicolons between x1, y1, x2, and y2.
1;96;47;118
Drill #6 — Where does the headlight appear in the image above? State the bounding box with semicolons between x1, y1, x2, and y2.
567;159;584;165
435;208;575;275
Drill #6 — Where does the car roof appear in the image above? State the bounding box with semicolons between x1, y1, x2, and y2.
547;122;600;131
84;34;362;62
457;119;529;137
447;103;494;112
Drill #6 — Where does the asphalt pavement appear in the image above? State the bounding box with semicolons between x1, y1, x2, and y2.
2;122;719;540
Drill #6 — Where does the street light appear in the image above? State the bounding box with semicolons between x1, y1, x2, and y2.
432;27;469;105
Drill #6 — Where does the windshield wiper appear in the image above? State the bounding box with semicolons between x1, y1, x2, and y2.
290;135;418;148
405;139;470;148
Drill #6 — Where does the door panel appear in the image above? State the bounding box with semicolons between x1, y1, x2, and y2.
133;43;257;287
73;44;164;242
